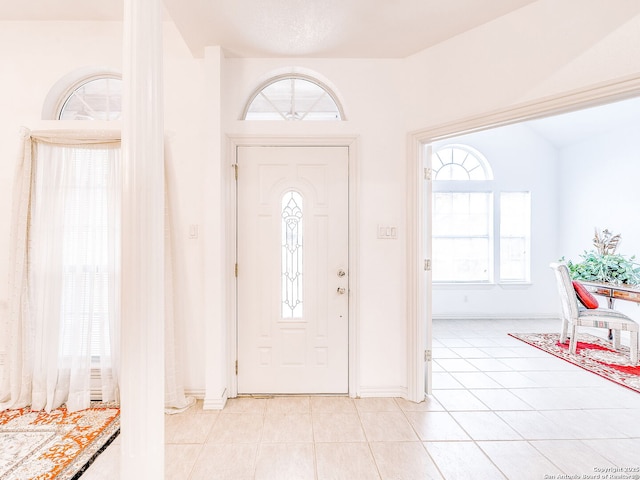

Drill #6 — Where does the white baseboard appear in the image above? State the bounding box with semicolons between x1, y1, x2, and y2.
357;386;408;399
432;314;558;321
202;389;228;410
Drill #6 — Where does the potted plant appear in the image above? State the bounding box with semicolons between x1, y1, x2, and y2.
561;228;640;286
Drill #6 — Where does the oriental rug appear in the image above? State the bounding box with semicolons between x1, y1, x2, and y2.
0;403;119;480
509;332;640;394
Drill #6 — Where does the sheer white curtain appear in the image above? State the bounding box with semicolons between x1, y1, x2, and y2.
0;129;121;413
0;129;192;414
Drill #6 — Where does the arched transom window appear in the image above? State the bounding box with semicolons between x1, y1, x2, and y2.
433;144;493;181
58;76;122;121
243;75;343;121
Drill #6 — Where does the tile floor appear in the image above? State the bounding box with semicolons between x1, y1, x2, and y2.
83;318;640;479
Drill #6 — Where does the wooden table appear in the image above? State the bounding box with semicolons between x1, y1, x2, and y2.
581;281;640;339
582;281;640;308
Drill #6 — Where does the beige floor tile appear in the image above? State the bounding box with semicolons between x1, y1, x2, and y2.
395;396;445;412
189;444;257;480
424;441;506;480
432;389;489;411
467;389;533;410
485;371;541;388
496;411;575;440
315;442;380;480
354;397;401;412
312;412;366;442
466;358;512;372
81;442;121;479
431;372;465;389
450;372;503;389
451;411;522;441
404;411;470;441
223;397;268;414
435;358;479;372
310;395;356;413
539;410;629;439
254;443;315;480
582;438;640;467
261;413;313;443
478;441;562;480
165;444;202;480
359;411;419;441
264;396;310;414
165;412;218;444
369;442;443;480
531;440;617;474
206;413;264;444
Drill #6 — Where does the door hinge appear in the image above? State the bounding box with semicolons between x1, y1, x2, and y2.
235;360;238;375
235;263;238;277
424;167;432;181
424;259;431;271
233;164;238;180
424;349;432;362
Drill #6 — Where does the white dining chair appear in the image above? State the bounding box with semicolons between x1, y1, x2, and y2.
550;262;639;365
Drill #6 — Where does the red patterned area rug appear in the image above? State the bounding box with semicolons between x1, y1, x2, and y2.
509;332;640;394
0;403;119;480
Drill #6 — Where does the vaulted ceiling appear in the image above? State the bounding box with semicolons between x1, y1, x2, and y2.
1;0;535;57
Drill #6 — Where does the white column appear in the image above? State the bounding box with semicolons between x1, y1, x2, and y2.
120;0;165;477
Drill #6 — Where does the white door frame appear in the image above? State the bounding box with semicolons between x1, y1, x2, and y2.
406;75;640;401
226;135;360;398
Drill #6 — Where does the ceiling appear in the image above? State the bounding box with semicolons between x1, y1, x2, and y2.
524;96;640;149
0;0;535;58
2;0;639;145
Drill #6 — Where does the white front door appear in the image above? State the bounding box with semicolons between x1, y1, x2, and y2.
236;145;349;394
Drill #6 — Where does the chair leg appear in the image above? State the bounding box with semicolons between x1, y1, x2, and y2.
560;319;569;344
613;330;621;350
630;331;638;366
569;325;578;355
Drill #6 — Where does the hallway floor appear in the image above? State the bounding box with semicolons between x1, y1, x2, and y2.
83;318;640;479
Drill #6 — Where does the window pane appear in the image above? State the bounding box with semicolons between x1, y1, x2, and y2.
282;191;304;318
432;192;492;282
433;145;492;180
433;193;491;236
432;238;490;282
500;192;531;282
59;77;122;121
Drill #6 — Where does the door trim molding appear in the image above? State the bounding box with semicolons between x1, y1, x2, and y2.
226;135;360;398
406;74;640;402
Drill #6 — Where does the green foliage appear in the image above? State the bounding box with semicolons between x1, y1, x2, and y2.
561;251;640;286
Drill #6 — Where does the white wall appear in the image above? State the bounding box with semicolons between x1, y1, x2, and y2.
558;122;640;318
431;124;560;319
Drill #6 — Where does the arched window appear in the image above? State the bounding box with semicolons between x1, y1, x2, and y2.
243;75;343;121
432;144;530;283
433;144;493;181
58;76;122;121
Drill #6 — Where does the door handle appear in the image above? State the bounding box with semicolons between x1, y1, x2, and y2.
337;287;346;295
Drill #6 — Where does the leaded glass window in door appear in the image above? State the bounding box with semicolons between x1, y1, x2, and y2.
281;191;303;318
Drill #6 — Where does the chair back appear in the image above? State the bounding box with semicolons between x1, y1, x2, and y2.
549;262;581;322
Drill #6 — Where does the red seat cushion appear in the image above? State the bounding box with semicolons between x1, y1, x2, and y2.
572;281;599;309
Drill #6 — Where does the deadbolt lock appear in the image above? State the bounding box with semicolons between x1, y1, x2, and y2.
337;269;346;278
